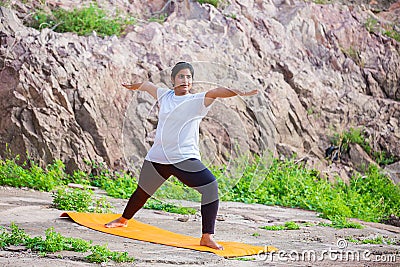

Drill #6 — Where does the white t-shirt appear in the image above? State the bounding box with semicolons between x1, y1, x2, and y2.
145;88;212;164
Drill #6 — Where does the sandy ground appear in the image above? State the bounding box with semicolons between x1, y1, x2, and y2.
0;186;399;267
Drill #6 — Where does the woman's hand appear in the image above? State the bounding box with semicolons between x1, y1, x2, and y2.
205;87;259;107
122;81;158;99
121;82;142;90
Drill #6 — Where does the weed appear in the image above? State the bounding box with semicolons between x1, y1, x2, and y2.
148;13;167;24
152;176;202;202
318;217;363;229
365;16;400;42
345;236;359;243
0;224;134;263
221;156;399;226
0;156;66;191
26;228;74;253
91;172;137;199
362;235;385;244
52;186;113;213
0;0;10;7
0;223;30;248
365;17;379;33
86;244;134;263
144;198;197;215
384;29;400;42
284;221;301;230
340;46;362;66
261;221;300;231
260;225;286;231
28;4;135;37
52;187;93;212
331;127;397;165
346;235;395;245
197;0;220;8
327;216;363;229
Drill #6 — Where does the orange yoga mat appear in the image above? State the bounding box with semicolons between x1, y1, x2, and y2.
60;212;278;257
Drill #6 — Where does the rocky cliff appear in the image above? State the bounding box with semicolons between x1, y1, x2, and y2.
0;0;399;182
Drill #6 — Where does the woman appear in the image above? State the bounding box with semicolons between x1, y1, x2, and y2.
105;62;257;250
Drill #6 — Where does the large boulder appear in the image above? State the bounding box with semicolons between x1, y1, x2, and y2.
0;0;399;178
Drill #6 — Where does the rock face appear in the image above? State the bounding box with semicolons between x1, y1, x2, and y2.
0;0;399;179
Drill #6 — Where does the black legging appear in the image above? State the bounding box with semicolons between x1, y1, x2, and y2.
122;158;219;234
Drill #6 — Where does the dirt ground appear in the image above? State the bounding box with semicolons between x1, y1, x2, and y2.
0;186;399;267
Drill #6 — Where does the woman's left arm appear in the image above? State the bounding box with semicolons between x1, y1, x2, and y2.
204;87;258;107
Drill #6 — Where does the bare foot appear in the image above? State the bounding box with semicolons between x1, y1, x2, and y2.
104;217;128;228
200;233;224;250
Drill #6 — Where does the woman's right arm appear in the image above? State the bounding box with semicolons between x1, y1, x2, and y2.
122;81;158;99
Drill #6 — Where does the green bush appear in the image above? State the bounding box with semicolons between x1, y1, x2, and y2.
29;4;135;37
91;171;137;199
216;156;399;225
331;127;397;165
52;187;113;213
144;198;197;215
0;157;66;191
0;223;30;248
0;224;134;263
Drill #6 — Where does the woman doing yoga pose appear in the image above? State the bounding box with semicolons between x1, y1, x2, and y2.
105;62;257;250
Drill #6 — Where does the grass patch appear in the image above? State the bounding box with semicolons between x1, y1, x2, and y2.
148;13;167;24
52;186;113;213
384;29;400;42
0;223;135;263
197;0;220;8
0;0;10;7
365;16;400;42
261;225;286;231
346;235;396;245
261;221;300;231
27;4;135;37
144;198;197;215
330;127;397;166
340;46;363;66
318;216;363;229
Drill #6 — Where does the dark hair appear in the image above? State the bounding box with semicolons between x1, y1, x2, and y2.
171;62;194;79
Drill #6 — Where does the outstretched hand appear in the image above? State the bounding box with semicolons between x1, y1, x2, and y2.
121;82;141;90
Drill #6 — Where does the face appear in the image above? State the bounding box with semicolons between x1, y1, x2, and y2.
172;68;192;95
